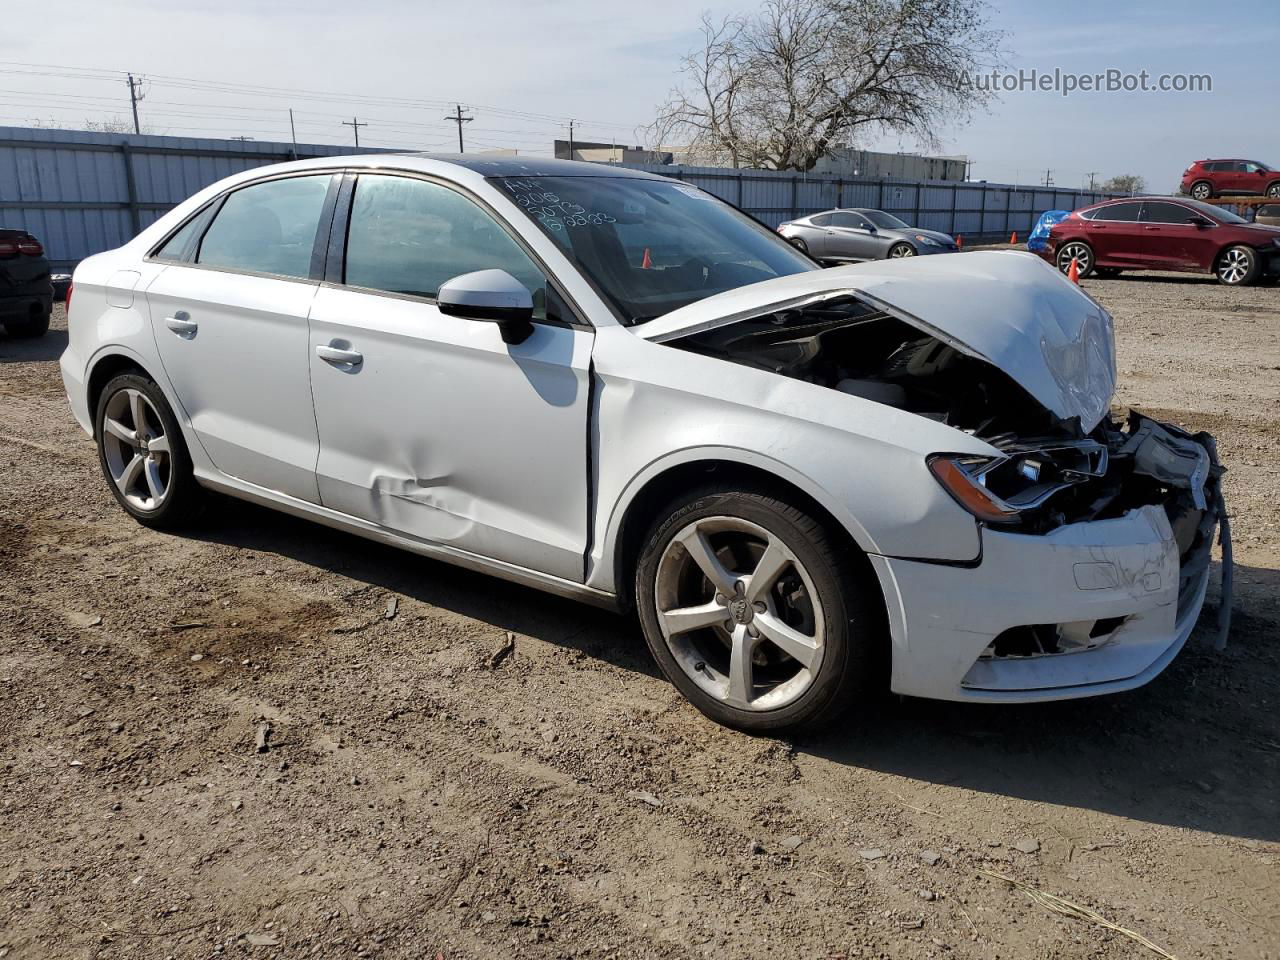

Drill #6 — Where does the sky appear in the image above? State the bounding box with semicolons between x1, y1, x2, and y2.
2;0;1277;191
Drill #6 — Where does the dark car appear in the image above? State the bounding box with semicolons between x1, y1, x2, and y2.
1035;196;1280;286
1255;203;1280;227
1180;159;1280;200
0;228;54;337
777;208;958;262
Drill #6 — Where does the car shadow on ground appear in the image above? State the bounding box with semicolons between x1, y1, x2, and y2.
0;328;68;363
187;496;660;679
188;498;1278;842
800;561;1280;843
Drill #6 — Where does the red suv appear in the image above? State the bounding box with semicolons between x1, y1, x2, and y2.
1181;159;1280;200
1035;196;1280;286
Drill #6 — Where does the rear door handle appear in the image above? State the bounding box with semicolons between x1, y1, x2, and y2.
164;314;198;338
316;343;363;367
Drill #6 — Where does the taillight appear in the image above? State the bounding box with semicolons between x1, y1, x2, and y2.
65;282;73;315
0;240;16;258
17;239;43;256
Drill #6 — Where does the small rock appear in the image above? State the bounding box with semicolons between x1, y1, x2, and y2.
190;654;204;663
1013;838;1041;854
254;722;272;754
986;840;1003;848
779;835;804;852
109;721;124;733
481;911;496;922
231;799;243;811
1193;780;1214;795
626;790;663;808
919;850;941;866
245;933;279;947
918;889;937;901
76;707;95;719
489;633;516;669
68;760;84;768
858;848;885;861
385;597;399;620
68;612;102;628
746;839;766;856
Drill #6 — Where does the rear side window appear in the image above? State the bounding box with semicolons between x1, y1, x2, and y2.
154;211;207;262
1091;202;1142;222
810;213;832;227
1140;202;1195;224
197;175;331;279
1202;162;1221;172
343;174;545;306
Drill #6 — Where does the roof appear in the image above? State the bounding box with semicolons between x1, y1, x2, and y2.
381;153;668;179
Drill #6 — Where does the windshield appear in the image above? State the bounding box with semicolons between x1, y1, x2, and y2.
861;209;910;230
1181;198;1248;224
493;176;818;324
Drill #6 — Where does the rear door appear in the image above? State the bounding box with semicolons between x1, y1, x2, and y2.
1084;201;1145;264
307;172;593;580
145;172;338;502
1138;200;1216;270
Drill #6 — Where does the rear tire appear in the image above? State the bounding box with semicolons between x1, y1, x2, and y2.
634;483;883;733
1215;245;1260;286
1190;181;1213;200
788;237;809;254
1266;182;1280;199
3;304;50;338
1055;240;1096;277
95;373;204;529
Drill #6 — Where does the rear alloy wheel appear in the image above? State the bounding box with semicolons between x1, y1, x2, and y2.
1266;183;1280;199
95;373;203;528
1190;181;1213;201
1056;241;1095;277
636;486;882;732
789;237;809;254
1216;245;1260;286
888;242;916;258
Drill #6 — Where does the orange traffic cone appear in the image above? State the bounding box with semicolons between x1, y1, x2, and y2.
1010;231;1018;244
1067;256;1080;285
641;247;652;269
956;235;963;250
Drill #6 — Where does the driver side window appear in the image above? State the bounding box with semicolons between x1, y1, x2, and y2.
831;212;870;229
344;175;546;314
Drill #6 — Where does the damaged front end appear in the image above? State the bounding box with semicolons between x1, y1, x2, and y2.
651;255;1231;669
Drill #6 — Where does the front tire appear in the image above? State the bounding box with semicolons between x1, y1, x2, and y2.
635;484;882;733
1216;245;1260;286
887;242;916;259
3;304;51;338
1190;181;1213;200
1266;182;1280;199
95;373;204;529
1056;240;1096;277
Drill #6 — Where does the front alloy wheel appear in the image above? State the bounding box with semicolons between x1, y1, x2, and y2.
1267;183;1280;198
888;243;916;258
1056;241;1094;277
654;516;825;712
1216;245;1259;285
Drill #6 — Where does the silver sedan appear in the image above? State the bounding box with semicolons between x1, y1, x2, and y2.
779;208;958;262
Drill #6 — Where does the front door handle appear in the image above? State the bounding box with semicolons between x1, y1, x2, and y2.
316;343;363;367
164;313;198;338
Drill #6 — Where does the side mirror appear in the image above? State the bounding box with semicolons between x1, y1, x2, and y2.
437;269;534;345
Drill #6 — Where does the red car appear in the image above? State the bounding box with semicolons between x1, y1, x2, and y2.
1037;196;1280;286
1181;159;1280;200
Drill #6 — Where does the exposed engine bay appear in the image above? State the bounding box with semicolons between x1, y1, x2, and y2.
665;294;1226;559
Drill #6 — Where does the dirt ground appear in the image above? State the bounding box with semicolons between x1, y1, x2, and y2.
2;271;1278;960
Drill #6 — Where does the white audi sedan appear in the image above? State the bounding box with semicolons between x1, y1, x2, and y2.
60;155;1226;732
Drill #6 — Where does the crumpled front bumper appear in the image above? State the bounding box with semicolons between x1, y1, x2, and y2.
871;420;1228;703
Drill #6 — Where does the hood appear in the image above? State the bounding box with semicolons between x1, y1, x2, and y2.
896;227;956;245
637;250;1117;430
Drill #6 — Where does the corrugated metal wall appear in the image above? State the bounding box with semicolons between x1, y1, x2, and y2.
0;126;391;269
0;126;1116;270
619;162;1117;235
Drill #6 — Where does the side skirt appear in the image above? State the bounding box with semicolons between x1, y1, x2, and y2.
196;472;621;611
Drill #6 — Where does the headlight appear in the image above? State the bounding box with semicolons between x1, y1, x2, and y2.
927;454;1021;524
915;235;942;246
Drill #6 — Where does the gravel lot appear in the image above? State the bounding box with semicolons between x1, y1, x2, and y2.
2;272;1278;959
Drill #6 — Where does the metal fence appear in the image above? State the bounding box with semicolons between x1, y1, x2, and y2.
619;161;1118;237
1;125;1116;271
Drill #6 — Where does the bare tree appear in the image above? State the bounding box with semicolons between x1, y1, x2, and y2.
1102;174;1146;195
651;0;1004;171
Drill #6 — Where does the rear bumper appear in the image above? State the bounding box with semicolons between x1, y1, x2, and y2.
0;290;52;320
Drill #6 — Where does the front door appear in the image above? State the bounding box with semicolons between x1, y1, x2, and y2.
1138;200;1218;270
826;211;884;260
146;173;335;501
307;173;593;581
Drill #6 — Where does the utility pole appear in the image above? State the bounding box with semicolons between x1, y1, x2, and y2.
230;136;253;142
125;73;145;135
445;104;473;153
1085;171;1098;191
964;158;975;181
568;119;575;160
289;108;298;160
342;116;367;148
1042;168;1054;187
